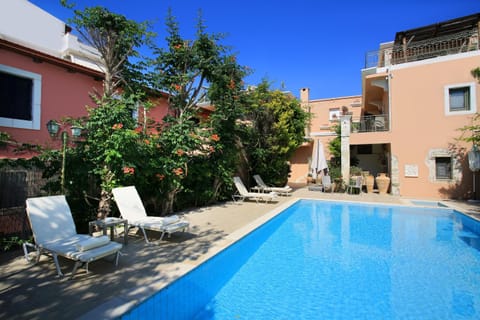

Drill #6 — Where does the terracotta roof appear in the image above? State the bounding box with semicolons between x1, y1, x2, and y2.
394;13;480;45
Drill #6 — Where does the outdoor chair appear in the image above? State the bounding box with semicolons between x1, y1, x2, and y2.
374;116;386;131
232;176;278;203
253;174;292;196
112;186;190;243
346;176;363;194
23;195;122;278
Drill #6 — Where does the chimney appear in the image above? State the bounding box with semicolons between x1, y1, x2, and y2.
300;87;310;103
300;88;311;138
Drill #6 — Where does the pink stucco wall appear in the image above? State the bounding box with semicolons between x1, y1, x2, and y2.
390;55;479;199
289;94;362;183
352;53;480;199
0;48;170;158
0;48;103;156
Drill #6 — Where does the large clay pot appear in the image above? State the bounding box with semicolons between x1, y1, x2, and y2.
365;174;375;193
376;173;390;194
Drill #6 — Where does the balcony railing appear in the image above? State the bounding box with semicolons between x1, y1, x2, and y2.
351;114;389;133
365;29;479;68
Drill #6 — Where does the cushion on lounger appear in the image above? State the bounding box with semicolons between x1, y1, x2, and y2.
75;235;110;252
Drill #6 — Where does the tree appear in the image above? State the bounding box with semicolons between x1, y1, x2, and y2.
458;67;480;145
69;6;152;97
147;11;247;213
66;6;152;218
239;81;309;186
472;67;480;82
458;113;480;146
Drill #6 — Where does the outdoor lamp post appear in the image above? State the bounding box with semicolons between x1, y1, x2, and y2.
468;144;480;201
46;120;82;193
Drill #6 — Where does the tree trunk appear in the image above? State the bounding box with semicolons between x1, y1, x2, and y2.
97;189;112;219
162;187;179;215
208;177;222;204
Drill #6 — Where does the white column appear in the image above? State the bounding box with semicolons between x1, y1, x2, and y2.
340;115;351;184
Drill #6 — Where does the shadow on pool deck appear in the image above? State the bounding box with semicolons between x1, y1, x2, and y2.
1;186;479;320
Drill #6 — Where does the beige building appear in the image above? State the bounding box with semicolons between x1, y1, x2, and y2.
290;13;480;200
289;92;361;183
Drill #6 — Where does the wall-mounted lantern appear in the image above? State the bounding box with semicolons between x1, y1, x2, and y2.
46;120;60;137
46;120;83;193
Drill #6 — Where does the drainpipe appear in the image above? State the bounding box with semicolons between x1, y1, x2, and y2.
340;115;351;186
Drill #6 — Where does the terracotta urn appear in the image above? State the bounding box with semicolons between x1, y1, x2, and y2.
307;176;314;184
376;173;390;194
365;174;375;193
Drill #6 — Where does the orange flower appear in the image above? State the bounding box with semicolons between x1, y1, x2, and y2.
211;134;220;142
123;167;134;175
172;84;181;91
173;44;182;50
173;168;183;176
156;173;165;181
134;126;143;133
144;139;150;145
176;149;185;156
112;123;123;130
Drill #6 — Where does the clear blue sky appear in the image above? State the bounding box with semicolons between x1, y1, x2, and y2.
31;0;480;99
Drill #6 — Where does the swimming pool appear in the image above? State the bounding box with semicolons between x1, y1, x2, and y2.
121;199;480;319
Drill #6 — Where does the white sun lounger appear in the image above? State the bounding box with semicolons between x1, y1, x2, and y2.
112;186;190;243
253;174;292;196
232;176;278;203
23;195;122;278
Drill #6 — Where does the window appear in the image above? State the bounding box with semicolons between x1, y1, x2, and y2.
329;108;340;121
449;87;470;111
444;82;476;115
0;65;41;130
435;157;452;180
0;72;32;120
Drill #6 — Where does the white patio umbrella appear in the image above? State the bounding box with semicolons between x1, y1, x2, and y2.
310;140;328;180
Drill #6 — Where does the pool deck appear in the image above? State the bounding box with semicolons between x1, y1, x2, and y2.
1;186;480;320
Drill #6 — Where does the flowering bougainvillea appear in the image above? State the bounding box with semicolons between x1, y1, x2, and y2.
57;8;256;217
123;166;135;175
173;167;183;176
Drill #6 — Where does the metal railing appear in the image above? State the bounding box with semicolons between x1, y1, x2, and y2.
365;29;479;68
351;114;389;133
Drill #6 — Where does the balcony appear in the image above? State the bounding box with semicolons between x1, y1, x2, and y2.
365;26;479;69
351;114;389;133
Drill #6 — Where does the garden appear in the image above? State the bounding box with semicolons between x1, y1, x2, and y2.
0;5;308;247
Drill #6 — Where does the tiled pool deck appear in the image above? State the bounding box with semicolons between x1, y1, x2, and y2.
1;186;480;320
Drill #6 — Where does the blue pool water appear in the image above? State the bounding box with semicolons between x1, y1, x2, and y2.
122;200;480;319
